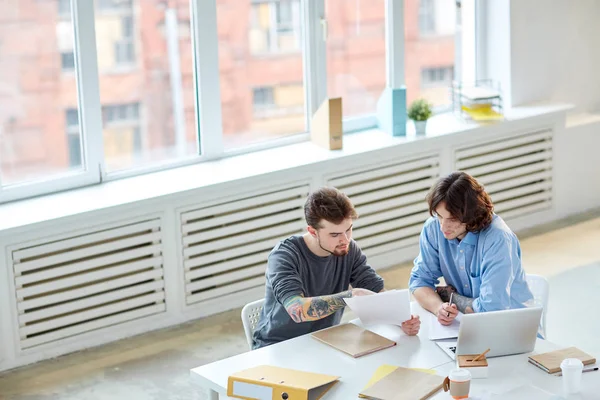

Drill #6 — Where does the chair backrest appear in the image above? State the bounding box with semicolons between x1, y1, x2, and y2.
525;273;549;339
241;298;265;350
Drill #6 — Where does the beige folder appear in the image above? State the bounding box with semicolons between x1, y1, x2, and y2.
311;323;396;358
359;367;444;400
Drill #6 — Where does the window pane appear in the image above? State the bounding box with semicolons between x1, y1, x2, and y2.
94;0;197;173
0;0;84;186
326;0;386;119
407;0;456;108
219;0;306;150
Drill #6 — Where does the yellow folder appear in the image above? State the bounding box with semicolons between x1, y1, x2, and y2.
227;365;340;400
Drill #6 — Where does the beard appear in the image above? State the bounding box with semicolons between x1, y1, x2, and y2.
317;235;350;256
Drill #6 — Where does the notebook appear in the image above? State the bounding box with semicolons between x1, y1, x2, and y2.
359;366;444;400
311;323;396;358
528;347;597;374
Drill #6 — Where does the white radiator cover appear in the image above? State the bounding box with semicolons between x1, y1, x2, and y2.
9;218;166;350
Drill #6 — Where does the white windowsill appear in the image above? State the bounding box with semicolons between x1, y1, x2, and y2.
0;102;572;233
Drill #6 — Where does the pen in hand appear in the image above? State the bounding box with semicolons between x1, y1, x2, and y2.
447;292;454;317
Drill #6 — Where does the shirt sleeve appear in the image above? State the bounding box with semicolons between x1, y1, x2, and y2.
266;244;304;305
472;232;520;312
350;242;385;292
409;218;443;292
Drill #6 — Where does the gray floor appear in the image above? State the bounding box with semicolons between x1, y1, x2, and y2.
1;212;600;399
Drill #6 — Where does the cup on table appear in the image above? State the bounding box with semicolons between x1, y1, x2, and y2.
561;358;583;394
443;368;471;399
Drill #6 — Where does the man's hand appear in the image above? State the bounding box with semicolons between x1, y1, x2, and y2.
437;302;458;326
401;315;421;336
435;285;457;303
351;288;376;296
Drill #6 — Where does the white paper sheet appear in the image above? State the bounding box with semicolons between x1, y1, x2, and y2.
343;289;411;326
428;311;463;340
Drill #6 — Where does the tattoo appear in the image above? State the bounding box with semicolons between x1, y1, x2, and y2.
284;296;305;323
451;293;475;314
284;290;352;322
436;285;457;303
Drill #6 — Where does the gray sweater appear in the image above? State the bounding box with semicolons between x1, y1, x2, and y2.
253;235;384;348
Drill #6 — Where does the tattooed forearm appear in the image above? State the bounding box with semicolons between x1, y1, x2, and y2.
450;293;475;314
435;285;457;303
284;290;352;323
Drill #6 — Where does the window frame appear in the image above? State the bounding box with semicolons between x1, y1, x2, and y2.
1;0;478;203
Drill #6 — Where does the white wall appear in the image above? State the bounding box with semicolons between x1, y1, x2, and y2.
482;0;600;112
480;0;600;218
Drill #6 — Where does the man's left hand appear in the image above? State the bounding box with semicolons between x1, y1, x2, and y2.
400;315;421;336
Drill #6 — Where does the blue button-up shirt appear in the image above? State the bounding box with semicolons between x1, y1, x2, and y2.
409;215;533;312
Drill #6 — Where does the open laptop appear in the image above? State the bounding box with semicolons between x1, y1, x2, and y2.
436;307;543;360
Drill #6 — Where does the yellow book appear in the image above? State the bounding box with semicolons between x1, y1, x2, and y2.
461;104;504;121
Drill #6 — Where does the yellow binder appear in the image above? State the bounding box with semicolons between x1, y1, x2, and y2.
227;365;340;400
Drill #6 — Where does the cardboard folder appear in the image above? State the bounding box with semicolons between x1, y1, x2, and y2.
227;365;340;400
359;366;444;400
311;323;396;358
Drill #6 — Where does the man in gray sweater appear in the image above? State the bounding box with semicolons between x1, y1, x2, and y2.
253;187;421;349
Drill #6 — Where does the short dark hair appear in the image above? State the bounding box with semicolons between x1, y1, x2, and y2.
304;187;358;229
426;172;494;232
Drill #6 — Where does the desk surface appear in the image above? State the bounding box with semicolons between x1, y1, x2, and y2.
190;304;600;399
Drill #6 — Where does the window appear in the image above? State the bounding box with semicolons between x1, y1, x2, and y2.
325;0;386;121
61;51;75;71
252;87;275;112
421;66;454;87
419;0;436;34
249;0;302;54
94;0;197;173
405;0;456;108
1;0;476;203
220;0;306;150
0;0;85;191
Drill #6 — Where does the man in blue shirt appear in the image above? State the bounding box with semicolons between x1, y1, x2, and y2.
409;172;533;326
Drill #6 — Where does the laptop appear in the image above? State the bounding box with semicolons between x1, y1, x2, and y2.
435;307;543;360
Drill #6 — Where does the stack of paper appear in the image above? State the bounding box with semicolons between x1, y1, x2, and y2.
343;289;411;326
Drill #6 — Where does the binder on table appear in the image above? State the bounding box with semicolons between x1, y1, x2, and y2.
359;366;444;400
311;323;396;358
227;365;339;400
528;347;596;374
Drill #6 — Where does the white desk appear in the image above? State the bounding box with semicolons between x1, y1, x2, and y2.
190;304;600;399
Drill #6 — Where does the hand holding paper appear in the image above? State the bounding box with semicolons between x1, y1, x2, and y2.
344;289;412;326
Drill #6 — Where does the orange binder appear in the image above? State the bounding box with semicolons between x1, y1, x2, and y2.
227;365;340;400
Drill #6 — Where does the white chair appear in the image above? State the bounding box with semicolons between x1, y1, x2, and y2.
241;298;265;350
526;273;549;339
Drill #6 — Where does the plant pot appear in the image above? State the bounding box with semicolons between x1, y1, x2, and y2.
414;120;427;136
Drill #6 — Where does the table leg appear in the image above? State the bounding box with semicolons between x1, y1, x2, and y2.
205;388;219;400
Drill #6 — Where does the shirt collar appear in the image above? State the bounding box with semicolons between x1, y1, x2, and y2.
460;231;479;246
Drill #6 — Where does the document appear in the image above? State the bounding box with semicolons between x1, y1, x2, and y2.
428;312;463;341
344;289;411;326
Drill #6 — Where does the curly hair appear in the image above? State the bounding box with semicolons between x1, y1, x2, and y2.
426;172;494;232
304;187;358;229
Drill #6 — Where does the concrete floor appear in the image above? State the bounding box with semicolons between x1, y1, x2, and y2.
1;210;600;399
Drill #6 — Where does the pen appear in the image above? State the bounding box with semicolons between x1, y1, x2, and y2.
447;292;454;317
557;367;599;376
473;348;490;362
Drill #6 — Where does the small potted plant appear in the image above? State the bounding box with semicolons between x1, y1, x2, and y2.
407;98;433;135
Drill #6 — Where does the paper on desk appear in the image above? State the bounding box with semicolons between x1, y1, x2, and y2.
344;289;411;326
428;311;463;340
